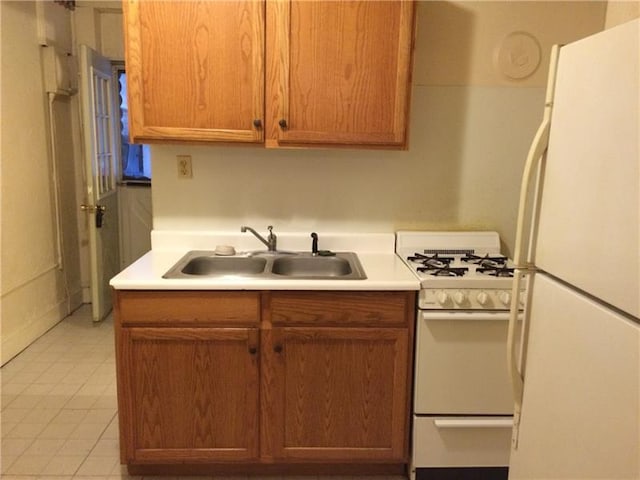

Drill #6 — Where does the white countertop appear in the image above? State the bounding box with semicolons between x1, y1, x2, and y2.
109;231;420;291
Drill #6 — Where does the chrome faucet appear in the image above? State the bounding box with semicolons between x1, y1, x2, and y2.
310;232;319;255
241;225;277;251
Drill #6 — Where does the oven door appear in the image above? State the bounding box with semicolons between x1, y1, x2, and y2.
414;310;515;415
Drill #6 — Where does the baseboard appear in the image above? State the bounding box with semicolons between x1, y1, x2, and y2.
82;286;91;304
128;462;407;476
1;287;83;365
69;288;84;312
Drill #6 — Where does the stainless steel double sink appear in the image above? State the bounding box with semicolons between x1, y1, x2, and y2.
163;251;367;280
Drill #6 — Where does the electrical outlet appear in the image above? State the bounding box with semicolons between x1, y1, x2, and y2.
177;155;193;179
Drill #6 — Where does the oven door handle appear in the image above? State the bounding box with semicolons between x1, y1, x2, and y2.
420;311;514;322
434;418;513;429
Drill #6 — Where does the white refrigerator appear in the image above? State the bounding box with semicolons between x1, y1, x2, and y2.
507;19;639;479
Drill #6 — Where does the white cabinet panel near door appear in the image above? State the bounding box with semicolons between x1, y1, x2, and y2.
118;185;151;269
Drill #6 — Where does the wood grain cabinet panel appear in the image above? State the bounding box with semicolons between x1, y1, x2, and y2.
114;290;415;471
123;0;264;143
122;0;414;148
262;327;409;461
116;290;260;327
266;0;415;148
270;291;411;326
119;327;260;462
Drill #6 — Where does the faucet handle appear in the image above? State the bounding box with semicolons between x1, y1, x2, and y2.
266;225;277;251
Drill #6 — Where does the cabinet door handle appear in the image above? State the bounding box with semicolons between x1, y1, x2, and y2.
253;119;262;129
278;119;287;129
248;346;258;355
273;344;283;353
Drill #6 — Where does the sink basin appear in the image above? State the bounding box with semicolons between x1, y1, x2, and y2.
182;256;267;275
163;253;267;278
272;254;361;278
163;251;366;280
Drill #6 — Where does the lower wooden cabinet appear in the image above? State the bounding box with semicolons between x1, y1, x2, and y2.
263;327;409;461
114;290;415;472
118;327;260;462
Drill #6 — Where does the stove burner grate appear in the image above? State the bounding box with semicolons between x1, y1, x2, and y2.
417;266;469;277
477;266;514;277
408;253;454;269
461;253;508;268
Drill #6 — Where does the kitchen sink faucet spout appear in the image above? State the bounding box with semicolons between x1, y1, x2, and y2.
241;225;277;251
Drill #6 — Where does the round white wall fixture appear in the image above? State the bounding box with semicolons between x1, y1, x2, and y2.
495;31;541;80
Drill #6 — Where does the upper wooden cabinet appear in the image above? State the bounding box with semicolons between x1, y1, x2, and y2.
123;1;265;143
123;0;415;148
266;1;415;148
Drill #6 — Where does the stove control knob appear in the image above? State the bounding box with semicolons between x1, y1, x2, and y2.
436;291;450;306
453;291;466;305
519;291;526;306
499;291;512;306
477;291;490;306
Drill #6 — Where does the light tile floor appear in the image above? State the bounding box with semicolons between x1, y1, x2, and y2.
1;305;406;480
1;305;121;479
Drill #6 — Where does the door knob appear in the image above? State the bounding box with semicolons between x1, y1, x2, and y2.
81;204;106;228
80;204;106;213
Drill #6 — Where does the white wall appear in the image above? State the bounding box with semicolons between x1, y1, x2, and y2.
151;1;607;255
0;0;622;363
1;1;83;364
605;0;640;27
1;0;130;364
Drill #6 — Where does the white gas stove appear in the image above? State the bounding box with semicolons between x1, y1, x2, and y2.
397;231;517;479
396;231;522;310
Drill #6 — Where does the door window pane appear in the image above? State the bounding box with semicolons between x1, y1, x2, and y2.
117;70;151;182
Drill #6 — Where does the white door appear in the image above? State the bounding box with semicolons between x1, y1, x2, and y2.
79;45;120;322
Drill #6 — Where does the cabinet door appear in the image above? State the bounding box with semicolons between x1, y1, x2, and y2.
267;0;415;148
123;1;264;143
262;327;409;461
118;327;260;462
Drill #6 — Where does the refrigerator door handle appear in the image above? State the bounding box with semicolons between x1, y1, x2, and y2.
512;44;560;268
508;45;561;451
512;115;551;267
509;115;552;417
